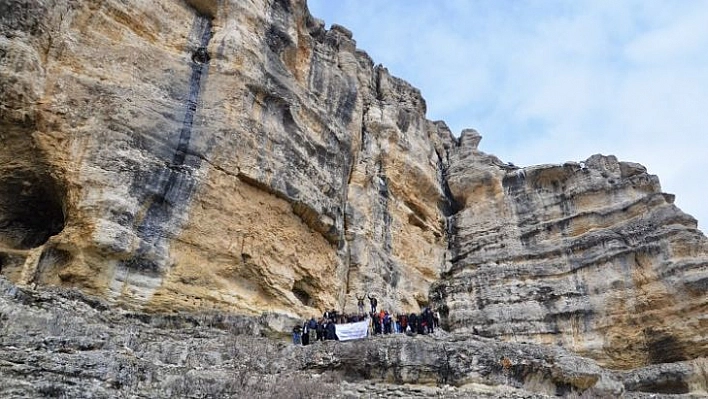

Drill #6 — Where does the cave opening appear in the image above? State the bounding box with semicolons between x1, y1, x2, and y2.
0;170;66;250
292;278;314;307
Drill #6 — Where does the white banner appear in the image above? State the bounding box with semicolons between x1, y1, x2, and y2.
335;320;369;341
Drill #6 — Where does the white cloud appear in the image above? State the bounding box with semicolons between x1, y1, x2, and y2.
308;0;708;229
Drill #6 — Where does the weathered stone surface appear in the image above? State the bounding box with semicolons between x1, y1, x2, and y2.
433;145;708;368
0;0;447;319
1;0;706;387
1;277;705;398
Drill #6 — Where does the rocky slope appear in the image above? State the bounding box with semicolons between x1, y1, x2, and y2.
1;277;706;398
0;0;706;389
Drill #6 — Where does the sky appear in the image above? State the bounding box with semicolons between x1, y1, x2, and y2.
307;0;708;231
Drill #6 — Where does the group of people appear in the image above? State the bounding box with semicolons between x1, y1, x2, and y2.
292;310;367;345
369;307;439;336
291;293;441;345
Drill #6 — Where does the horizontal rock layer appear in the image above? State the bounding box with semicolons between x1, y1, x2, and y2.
0;0;706;373
432;141;708;369
1;277;706;398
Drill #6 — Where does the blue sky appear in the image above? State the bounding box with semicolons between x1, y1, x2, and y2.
308;0;708;230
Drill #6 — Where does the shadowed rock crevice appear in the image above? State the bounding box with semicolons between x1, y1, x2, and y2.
625;374;690;395
0;169;65;250
292;277;315;307
645;328;687;364
0;125;66;251
185;0;219;19
34;246;72;284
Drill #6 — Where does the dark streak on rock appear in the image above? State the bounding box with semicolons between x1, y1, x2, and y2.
121;15;213;273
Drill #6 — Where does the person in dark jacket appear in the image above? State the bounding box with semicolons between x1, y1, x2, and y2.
372;312;382;335
368;293;378;313
325;320;338;340
316;319;325;341
308;317;317;343
408;313;418;335
292;325;302;345
417;314;426;335
424;308;435;334
383;311;392;334
301;320;310;345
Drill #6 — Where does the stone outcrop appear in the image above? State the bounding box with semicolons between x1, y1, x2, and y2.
0;0;448;318
0;0;458;319
432;138;708;369
1;277;706;398
1;0;706;388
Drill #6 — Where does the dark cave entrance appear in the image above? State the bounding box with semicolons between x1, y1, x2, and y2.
292;278;314;307
0;169;66;250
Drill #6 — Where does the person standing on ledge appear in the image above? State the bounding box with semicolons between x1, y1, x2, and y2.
292;325;301;345
356;293;366;314
367;293;378;314
301;319;310;346
325;319;338;341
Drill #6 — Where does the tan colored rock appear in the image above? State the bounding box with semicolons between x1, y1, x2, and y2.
0;0;446;318
0;0;705;372
434;146;708;369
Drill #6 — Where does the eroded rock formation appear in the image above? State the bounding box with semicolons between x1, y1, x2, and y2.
1;0;706;384
1;0;451;320
432;136;708;369
1;278;706;398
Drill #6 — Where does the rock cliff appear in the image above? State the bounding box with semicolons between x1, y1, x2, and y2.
433;136;708;369
1;0;706;390
1;0;449;320
1;278;706;398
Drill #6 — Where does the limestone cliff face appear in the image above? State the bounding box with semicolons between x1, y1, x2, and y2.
1;0;706;371
432;132;708;369
0;0;447;318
